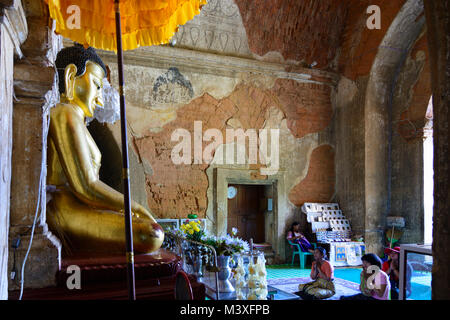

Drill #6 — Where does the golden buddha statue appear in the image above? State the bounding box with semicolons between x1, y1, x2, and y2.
47;45;164;255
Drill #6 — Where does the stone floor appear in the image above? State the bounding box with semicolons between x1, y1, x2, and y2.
266;265;432;300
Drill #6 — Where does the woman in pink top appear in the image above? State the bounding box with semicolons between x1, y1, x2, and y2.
340;253;391;300
286;222;314;253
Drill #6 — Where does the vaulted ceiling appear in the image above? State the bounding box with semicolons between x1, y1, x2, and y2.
25;0;411;80
235;0;348;69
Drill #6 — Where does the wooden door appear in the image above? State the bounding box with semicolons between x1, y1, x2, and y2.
227;184;265;243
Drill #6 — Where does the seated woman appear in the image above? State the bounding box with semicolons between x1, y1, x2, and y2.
286;222;314;253
297;247;335;300
340;253;391;300
382;246;413;299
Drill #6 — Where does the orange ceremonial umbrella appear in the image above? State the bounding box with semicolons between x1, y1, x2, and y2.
44;0;207;300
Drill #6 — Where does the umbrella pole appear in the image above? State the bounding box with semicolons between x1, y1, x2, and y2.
114;0;136;300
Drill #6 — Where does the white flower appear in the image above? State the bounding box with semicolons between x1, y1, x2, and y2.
248;264;256;275
248;274;259;282
235;266;245;276
223;234;234;245
248;279;257;288
231;227;238;236
235;280;245;288
258;270;267;277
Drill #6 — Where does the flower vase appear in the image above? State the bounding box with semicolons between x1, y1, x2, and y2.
217;255;235;293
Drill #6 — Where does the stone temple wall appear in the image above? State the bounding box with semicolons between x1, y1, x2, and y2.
424;0;450;300
84;0;339;262
0;7;16;302
7;0;62;293
94;50;337;261
0;0;28;300
333;0;430;254
3;0;447;294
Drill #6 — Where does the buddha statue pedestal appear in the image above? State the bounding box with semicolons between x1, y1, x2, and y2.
9;249;205;300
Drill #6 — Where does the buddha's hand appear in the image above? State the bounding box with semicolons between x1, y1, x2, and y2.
132;204;155;222
129;203;164;253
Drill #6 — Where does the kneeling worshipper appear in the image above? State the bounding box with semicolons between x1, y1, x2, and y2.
382;246;413;300
297;247;335;300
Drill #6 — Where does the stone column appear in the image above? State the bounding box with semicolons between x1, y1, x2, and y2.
423;0;450;300
364;72;390;255
0;0;27;300
364;0;425;255
7;0;62;293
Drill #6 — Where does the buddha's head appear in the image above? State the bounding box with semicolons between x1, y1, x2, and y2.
56;44;107;118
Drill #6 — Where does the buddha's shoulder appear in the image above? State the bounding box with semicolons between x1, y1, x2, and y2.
51;103;83;120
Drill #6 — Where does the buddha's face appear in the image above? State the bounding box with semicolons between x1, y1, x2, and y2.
68;61;105;117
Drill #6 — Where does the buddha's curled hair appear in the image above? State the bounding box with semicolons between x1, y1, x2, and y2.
55;43;107;94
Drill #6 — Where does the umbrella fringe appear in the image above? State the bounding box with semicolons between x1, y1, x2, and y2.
46;0;208;51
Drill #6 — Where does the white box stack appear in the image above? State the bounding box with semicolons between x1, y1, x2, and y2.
301;202;352;242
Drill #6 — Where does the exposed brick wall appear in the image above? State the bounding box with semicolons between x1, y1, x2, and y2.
234;0;348;69
288;144;336;206
272;80;333;139
132;81;334;218
338;0;407;79
235;0;407;76
134;86;273;218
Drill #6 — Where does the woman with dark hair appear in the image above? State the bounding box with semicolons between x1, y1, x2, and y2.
382;247;413;300
340;253;391;300
297;247;335;299
286;222;314;253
